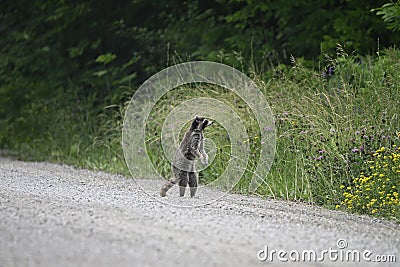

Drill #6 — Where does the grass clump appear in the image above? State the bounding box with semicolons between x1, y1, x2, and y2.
1;88;128;175
260;47;399;221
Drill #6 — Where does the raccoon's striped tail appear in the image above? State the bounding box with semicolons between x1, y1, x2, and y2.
160;178;178;197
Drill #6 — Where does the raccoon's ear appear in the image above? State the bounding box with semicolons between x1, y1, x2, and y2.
190;116;201;130
195;115;203;121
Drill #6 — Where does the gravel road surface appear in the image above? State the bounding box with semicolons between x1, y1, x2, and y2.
0;157;399;267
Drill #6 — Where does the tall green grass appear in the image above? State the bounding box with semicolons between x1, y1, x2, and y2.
2;48;399;220
1;88;128;174
260;47;399;220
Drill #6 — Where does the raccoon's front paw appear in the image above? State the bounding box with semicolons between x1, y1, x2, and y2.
200;154;208;166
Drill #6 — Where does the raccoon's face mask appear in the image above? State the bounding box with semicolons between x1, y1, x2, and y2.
201;119;213;130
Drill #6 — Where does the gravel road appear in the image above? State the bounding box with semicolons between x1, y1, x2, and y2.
0;156;399;267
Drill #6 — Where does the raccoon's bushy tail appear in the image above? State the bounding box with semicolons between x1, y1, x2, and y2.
160;178;178;197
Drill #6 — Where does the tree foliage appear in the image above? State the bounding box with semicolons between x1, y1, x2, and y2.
373;1;400;32
1;0;399;147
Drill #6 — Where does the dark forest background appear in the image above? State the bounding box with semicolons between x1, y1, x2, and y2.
1;0;399;122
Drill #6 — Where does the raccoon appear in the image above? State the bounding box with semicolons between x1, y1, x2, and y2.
160;116;213;197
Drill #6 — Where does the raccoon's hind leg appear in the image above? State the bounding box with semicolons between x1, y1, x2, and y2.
178;173;189;197
160;167;188;197
188;171;198;197
160;176;179;197
160;166;180;197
